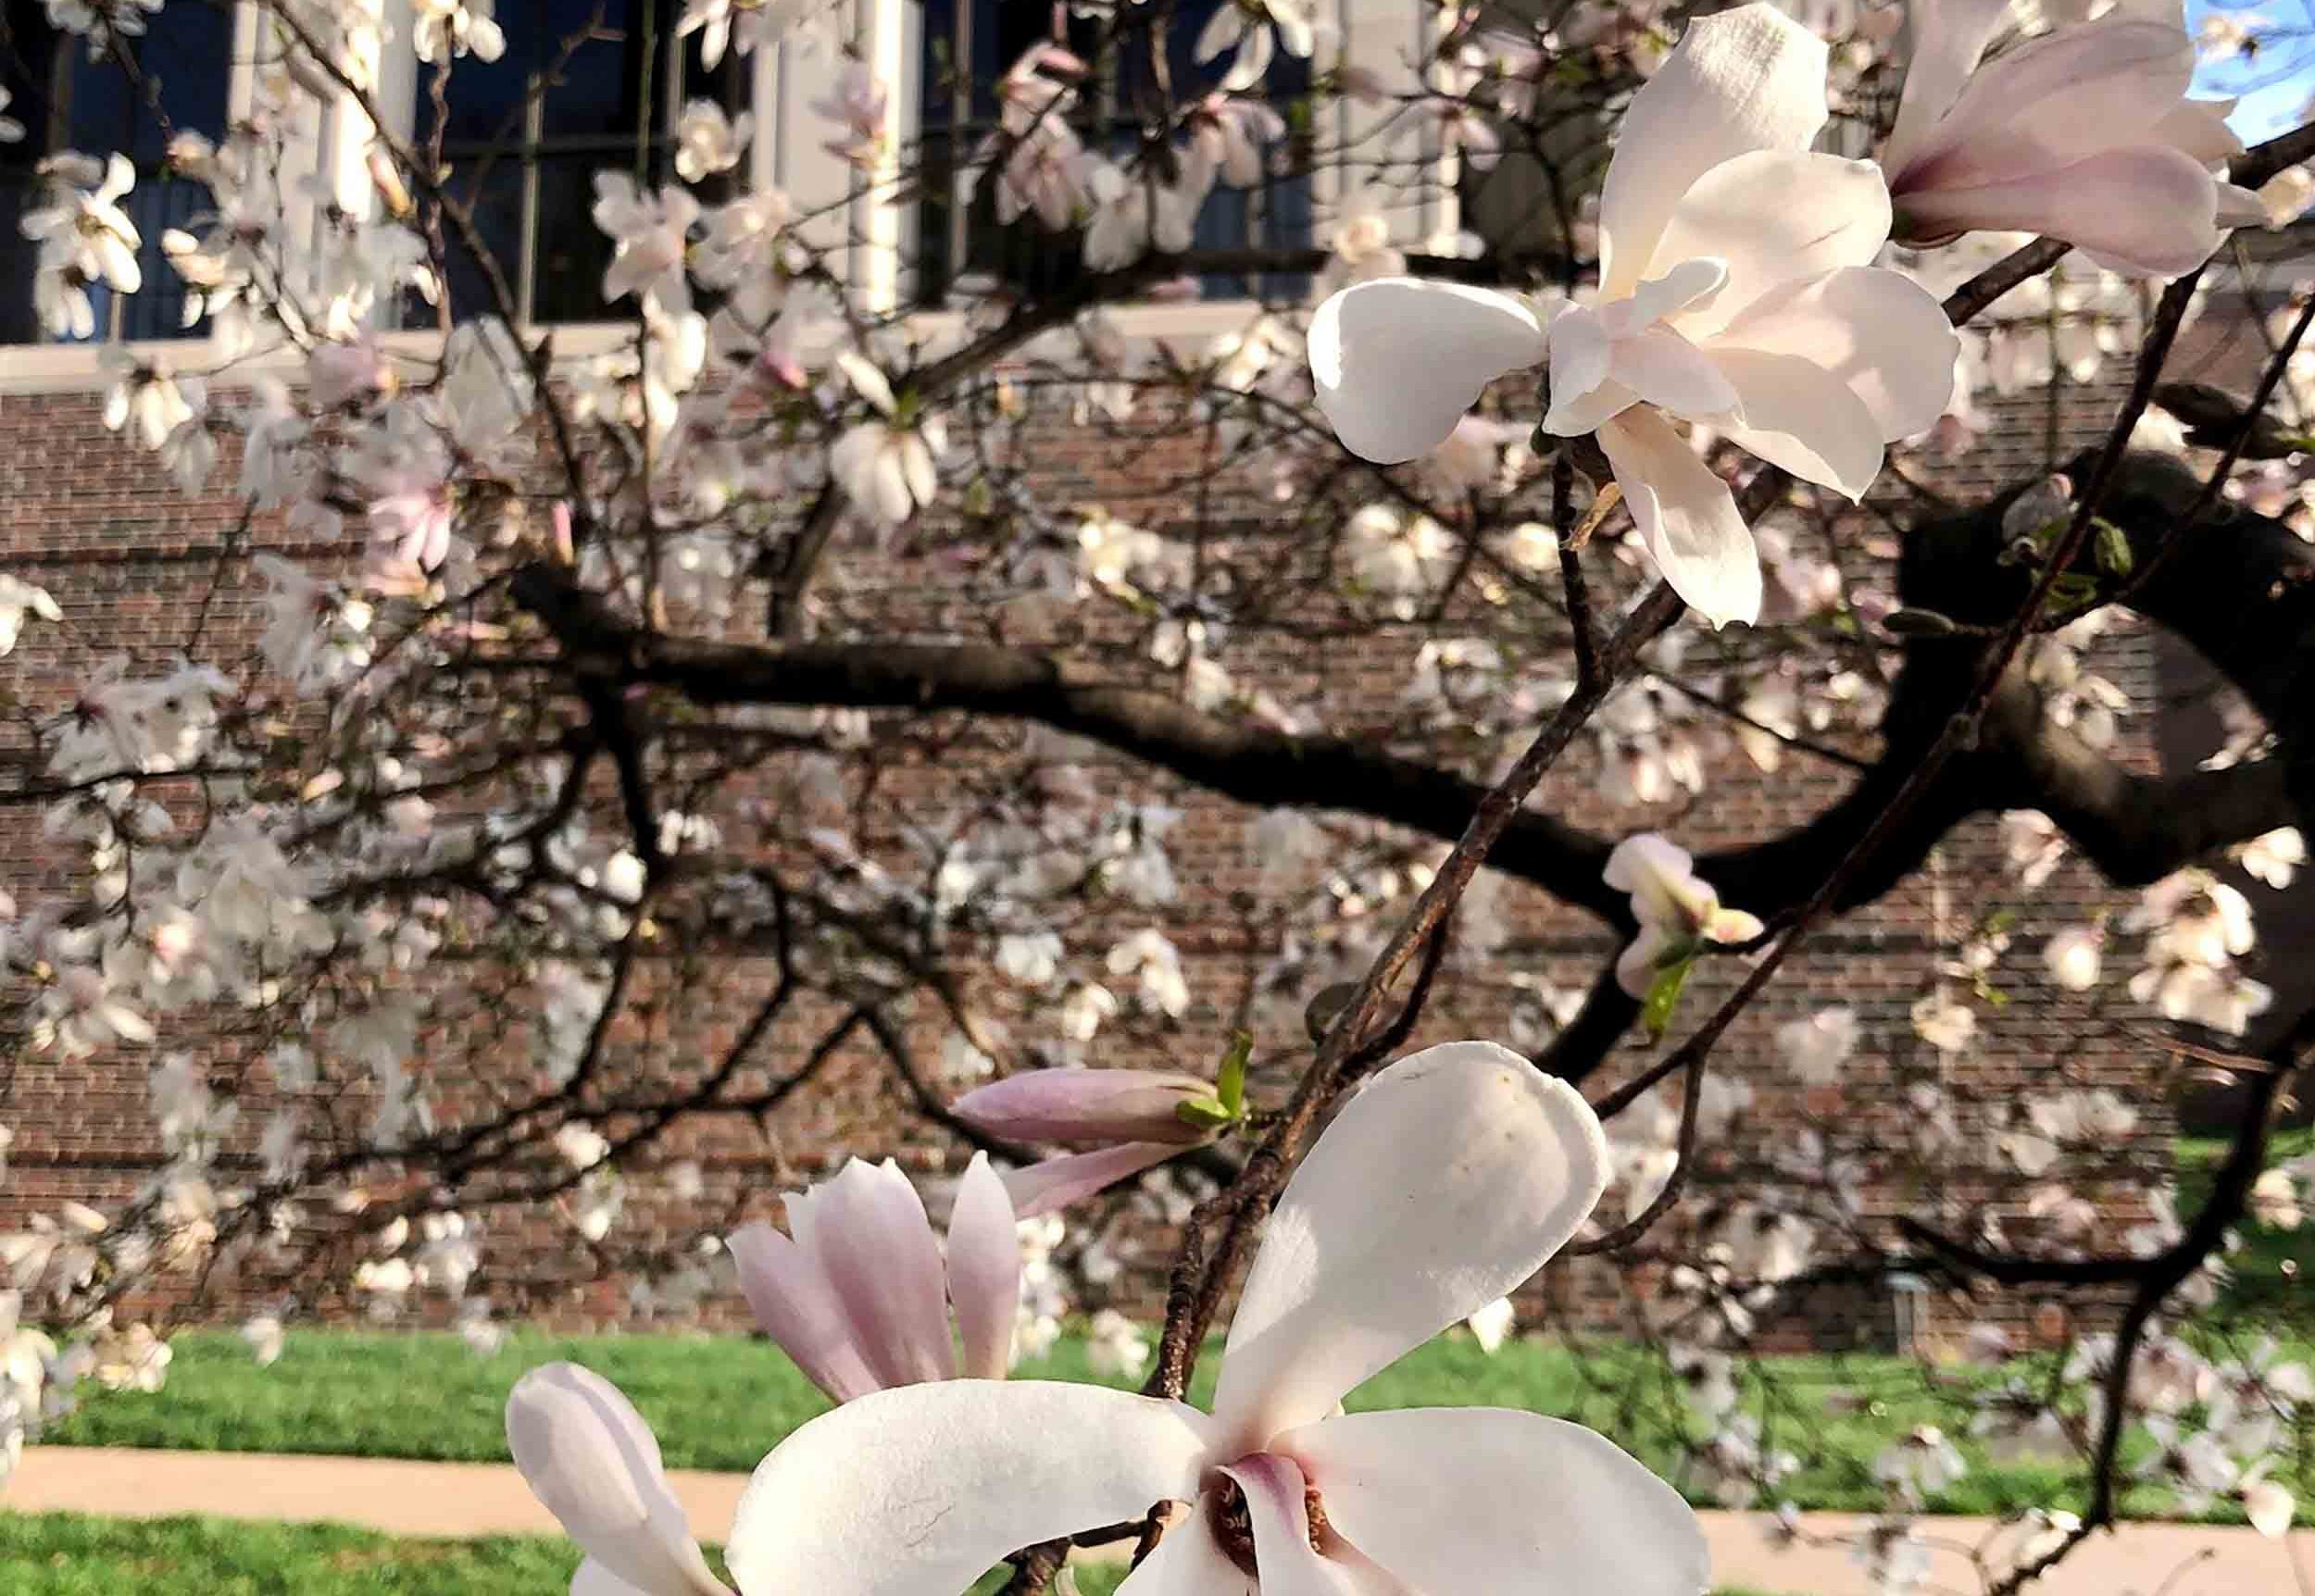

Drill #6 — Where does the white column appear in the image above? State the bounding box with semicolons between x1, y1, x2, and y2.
757;2;875;304
1329;0;1443;248
854;0;908;314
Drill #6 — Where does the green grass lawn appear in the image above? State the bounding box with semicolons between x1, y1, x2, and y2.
32;1325;2302;1525
0;1513;1790;1596
2180;1128;2315;1333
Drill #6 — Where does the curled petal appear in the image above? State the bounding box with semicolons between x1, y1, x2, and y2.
1608;328;1743;424
1711;347;1886;500
1595;405;1760;628
1909;21;2193;187
1114;1506;1253;1596
1894;145;2220;278
1208;1041;1608;1451
1599;4;1828;296
945;1152;1020;1381
1000;1140;1183;1218
1309;279;1545;463
1213;1456;1397;1596
724;1380;1211;1596
1709;267;1958;442
795;1160;956;1389
1280;1408;1708;1596
506;1364;729;1596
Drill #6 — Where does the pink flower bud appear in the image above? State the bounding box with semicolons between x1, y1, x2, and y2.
952;1068;1219;1148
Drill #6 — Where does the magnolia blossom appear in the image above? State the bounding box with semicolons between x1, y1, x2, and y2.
725;1153;1019;1403
1311;6;1956;625
1195;0;1315;92
723;1042;1706;1596
674;99;753;181
1605;833;1764;998
954;1066;1220;1217
0;575;63;656
831;353;942;526
508;1362;732;1596
1774;1006;1858;1087
2043;925;2102;991
594;175;698;316
413;0;506;61
1882;0;2259;275
21;152;142;338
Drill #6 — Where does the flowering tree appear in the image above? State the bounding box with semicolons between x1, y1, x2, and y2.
6;0;2315;1590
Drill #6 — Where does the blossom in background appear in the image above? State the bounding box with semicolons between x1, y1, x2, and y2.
412;0;507;61
0;575;62;656
724;1152;1019;1403
1774;1006;1858;1087
1605;832;1764;998
508;1362;732;1596
953;1066;1220;1216
676;0;817;68
1085;1308;1150;1379
1881;0;2259;275
722;1042;1706;1596
594;174;698;317
829;352;943;525
21;152;143;339
674;99;753;181
1195;0;1315;92
1310;5;1955;626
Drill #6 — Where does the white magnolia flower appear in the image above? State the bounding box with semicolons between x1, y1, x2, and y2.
413;0;506;61
676;0;815;68
2043;925;2103;991
1195;0;1315;92
1883;0;2259;276
0;576;63;656
1310;6;1955;626
1086;1308;1151;1379
1604;833;1764;997
2234;827;2307;889
594;174;698;316
675;99;753;181
509;1363;733;1595
21;154;144;330
241;1314;284;1366
1774;1006;1857;1087
831;352;943;526
723;1042;1705;1596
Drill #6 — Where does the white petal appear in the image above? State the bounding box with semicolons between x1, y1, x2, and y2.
1599;4;1828;296
1608;328;1743;423
1219;1458;1339;1596
1711;347;1886;499
1310;280;1545;463
1546;305;1612;419
1219;22;1275;92
1194;3;1244;62
945;1152;1020;1380
1208;1041;1608;1450
724;1380;1211;1596
506;1365;729;1596
726;1221;882;1403
1621;256;1731;330
1115;1507;1253;1596
1548;377;1641;436
1883;0;2013;174
1002;1141;1183;1218
1896;146;2220;279
1709;266;1958;441
1595;405;1760;629
1648;153;1891;336
576;1559;669;1596
800;1160;955;1389
2155;99;2245;165
900;433;937;510
1280;1408;1708;1596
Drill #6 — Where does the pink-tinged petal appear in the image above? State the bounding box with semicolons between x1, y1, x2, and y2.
1908;21;2193;186
1710;347;1886;499
1114;1505;1253;1596
1309;279;1545;463
2156;99;2245;165
726;1222;882;1403
1883;0;2013;175
1215;1457;1369;1596
1595;405;1761;629
1599;5;1828;296
803;1159;957;1388
1649;153;1890;336
1208;1041;1608;1450
1616;924;1679;999
945;1152;1020;1381
1895;145;2220;278
1709;267;1958;441
506;1365;731;1596
2217;181;2269;228
1001;1141;1183;1218
576;1560;669;1596
724;1380;1211;1596
1608;328;1743;423
1279;1408;1708;1596
953;1068;1215;1146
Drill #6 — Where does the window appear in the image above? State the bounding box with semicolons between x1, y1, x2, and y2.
413;0;741;324
915;0;1312;306
1;0;237;343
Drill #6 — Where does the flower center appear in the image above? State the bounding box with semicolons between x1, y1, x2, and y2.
1207;1476;1332;1578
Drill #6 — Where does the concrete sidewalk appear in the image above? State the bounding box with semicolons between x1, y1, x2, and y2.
7;1444;2307;1596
